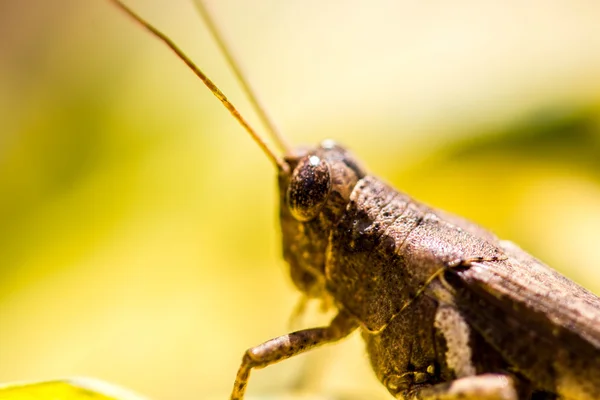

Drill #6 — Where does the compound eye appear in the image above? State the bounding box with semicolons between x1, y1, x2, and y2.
287;155;332;222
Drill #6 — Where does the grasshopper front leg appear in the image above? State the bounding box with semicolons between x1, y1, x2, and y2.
230;310;358;400
402;373;518;400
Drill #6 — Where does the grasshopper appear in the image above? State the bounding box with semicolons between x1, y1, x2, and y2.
111;1;600;399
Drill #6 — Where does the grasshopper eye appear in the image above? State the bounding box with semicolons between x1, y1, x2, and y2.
287;155;332;222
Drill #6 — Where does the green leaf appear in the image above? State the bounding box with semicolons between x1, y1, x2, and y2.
0;378;148;400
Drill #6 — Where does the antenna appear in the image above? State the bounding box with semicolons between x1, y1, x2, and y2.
192;0;291;155
110;0;289;173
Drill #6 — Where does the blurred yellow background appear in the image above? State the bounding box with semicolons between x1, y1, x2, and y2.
1;1;600;399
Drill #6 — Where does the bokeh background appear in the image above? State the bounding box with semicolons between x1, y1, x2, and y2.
2;1;600;399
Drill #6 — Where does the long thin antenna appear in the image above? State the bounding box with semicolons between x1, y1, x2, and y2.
192;0;291;155
110;0;288;172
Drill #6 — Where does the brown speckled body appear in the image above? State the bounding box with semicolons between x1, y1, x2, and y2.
277;142;600;400
108;2;600;398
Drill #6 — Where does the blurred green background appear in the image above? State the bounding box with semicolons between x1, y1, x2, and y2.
1;1;600;399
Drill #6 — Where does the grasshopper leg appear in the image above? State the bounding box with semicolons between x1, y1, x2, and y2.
401;373;518;400
230;309;358;400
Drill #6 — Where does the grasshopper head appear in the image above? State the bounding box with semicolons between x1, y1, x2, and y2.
278;140;366;299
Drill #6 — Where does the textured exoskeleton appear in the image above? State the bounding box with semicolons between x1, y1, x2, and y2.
231;141;600;400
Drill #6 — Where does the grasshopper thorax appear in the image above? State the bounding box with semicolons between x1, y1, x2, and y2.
279;140;366;298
